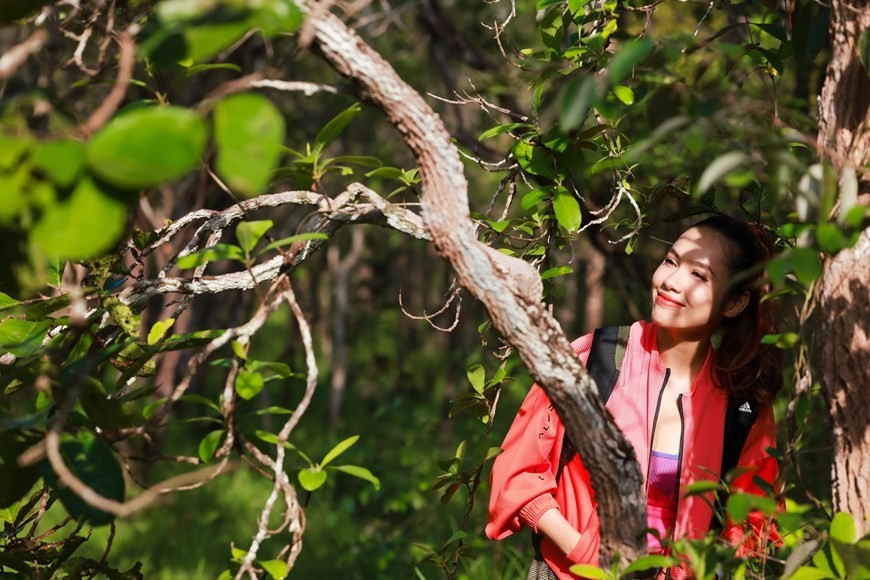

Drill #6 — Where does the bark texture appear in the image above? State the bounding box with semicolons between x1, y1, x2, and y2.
817;231;870;535
816;0;870;535
305;5;646;562
817;0;870;188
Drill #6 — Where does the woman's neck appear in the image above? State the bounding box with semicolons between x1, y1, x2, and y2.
655;327;711;385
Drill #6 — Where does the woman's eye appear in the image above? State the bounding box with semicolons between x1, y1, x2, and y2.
692;271;707;281
663;257;676;266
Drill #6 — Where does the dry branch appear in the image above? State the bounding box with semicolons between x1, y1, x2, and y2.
304;3;646;561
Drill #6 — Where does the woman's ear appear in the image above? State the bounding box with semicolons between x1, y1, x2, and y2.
723;291;750;318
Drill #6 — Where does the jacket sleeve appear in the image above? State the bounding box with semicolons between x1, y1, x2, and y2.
721;403;783;556
486;334;595;540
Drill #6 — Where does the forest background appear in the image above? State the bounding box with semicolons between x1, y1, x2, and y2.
0;0;868;578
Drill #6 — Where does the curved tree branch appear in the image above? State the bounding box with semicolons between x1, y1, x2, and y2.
304;4;646;562
121;183;428;310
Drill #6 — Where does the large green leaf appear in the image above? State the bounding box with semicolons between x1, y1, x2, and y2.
31;176;128;259
215;94;285;197
40;431;125;526
86;106;207;189
32;139;85;189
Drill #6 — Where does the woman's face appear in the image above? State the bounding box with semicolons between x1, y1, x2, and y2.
650;226;744;340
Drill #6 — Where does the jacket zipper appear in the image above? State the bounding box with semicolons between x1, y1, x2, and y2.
647;368;671;484
673;394;686;535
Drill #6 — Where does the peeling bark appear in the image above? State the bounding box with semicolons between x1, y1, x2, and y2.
305;5;646;561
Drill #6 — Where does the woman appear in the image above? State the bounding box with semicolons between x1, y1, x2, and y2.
486;216;783;579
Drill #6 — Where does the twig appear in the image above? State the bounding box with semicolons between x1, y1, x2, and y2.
78;30;136;137
235;276;316;579
0;30;49;81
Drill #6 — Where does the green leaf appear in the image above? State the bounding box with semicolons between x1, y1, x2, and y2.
512;139;556;180
31;176;128;259
0;318;51;357
259;560;288;580
215;94;285;198
236;220;274;254
750;22;788;43
695;151;749;195
791;247;822;285
260;232;328;253
553;186;582;232
522;187;550;210
829;511;857;544
47;258;64;288
32;139;85;188
198;430;224;463
467;365;485;395
613;85;635;105
607;39;654;85
0;134;31;170
365;167;406;180
478;123;535;141
330;465;381;490
568;564;609;579
321;435;360;467
787;567;832;580
176;244;246;269
816;223;857;254
147;318;176;345
622;555;675;575
235;369;265;400
540;266;573;280
40;431;125;526
0;292;18;309
298;468;328;491
183;63;242;76
559;76;597;133
87;106;207;189
315;103;362;153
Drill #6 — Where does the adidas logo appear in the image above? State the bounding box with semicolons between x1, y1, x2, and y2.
738;401;753;413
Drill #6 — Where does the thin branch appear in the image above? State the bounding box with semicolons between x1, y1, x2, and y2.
0;30;49;81
78;30;136;137
236;276;315;579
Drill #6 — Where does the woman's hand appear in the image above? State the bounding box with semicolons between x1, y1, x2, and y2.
536;508;583;557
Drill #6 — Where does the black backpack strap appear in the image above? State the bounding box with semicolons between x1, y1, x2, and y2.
556;326;629;480
710;397;759;531
533;326;630;558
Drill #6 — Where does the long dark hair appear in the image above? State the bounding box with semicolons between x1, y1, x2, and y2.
694;215;783;404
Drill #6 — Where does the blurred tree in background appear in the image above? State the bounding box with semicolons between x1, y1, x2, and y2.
0;0;868;578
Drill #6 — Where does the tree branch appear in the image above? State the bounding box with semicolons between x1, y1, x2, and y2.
305;4;646;562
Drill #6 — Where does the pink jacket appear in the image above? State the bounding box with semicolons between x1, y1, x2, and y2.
486;321;780;579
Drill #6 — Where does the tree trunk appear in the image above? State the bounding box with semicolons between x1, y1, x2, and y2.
305;4;646;563
816;230;870;535
816;0;870;535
